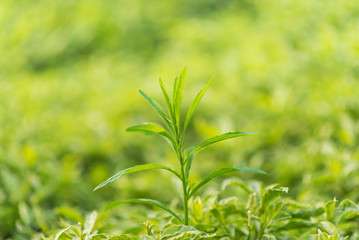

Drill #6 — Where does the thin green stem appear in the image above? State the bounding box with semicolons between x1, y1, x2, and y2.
179;151;189;225
175;136;189;225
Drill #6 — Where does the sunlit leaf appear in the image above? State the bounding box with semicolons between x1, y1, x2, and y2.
68;225;81;237
139;89;173;129
160;224;215;239
338;199;358;211
187;131;259;160
338;210;359;223
262;200;283;226
84;211;97;234
320;221;338;235
261;187;289;211
318;229;331;240
107;234;138;240
173;68;186;133
182;77;213;137
325;198;337;221
192;196;203;221
189;165;267;198
54;227;70;240
126;122;175;146
94;164;180;191
159;78;177;134
106;198;183;223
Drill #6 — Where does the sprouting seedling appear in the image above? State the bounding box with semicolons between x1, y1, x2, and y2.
94;68;267;225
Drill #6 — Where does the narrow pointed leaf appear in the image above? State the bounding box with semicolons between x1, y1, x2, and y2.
173;76;179;103
187;131;259;160
54;227;70;240
126;123;175;146
106;198;183;223
94;164;180;191
139;90;173;129
84;211;97;234
159;78;178;134
68;225;81;237
189;165;267;198
182;77;213;136
173;68;186;132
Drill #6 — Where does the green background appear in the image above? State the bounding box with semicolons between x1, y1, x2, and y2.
1;0;358;238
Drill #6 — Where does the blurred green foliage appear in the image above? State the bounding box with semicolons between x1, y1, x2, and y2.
1;0;359;239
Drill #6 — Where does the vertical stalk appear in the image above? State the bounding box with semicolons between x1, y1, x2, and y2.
177;145;189;225
180;164;189;225
175;138;189;225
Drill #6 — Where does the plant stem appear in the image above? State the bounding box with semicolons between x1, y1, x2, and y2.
177;142;189;225
180;164;189;225
174;121;189;225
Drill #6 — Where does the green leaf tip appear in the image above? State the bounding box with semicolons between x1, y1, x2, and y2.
94;164;180;191
182;77;214;137
138;89;172;128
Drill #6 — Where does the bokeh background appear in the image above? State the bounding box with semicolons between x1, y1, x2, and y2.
1;0;359;238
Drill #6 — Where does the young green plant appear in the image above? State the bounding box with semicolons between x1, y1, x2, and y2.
94;68;267;225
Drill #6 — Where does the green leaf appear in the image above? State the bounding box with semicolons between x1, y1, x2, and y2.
192;196;203;221
54;227;70;240
173;68;186;132
261;187;289;211
338;210;359;223
187;131;259;160
68;225;81;237
325;198;337;221
91;234;109;240
277;220;319;230
94;164;180;191
106;198;183;224
189;165;267;198
126;122;175;146
84;211;97;234
139;89;173;129
173;76;179;104
262;200;283;226
107;234;138;240
321;221;338;235
159;78;177;134
318;229;331;240
289;207;324;219
182;77;213;137
160;225;215;239
338;199;358;211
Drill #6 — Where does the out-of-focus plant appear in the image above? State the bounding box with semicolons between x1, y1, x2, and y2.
94;68;266;226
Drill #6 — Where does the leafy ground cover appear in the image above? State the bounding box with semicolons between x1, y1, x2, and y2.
1;0;359;239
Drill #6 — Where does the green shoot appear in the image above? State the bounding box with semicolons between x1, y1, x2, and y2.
94;68;267;225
